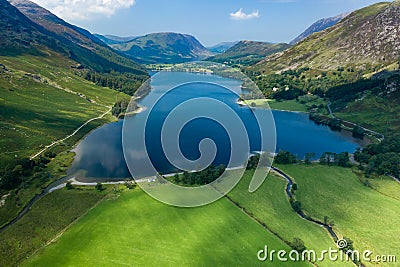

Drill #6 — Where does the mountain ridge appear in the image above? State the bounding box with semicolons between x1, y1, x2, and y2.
208;40;291;66
102;32;213;64
7;0;147;76
290;13;349;45
254;2;400;73
207;41;239;54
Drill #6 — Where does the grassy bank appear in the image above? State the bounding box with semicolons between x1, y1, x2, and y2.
245;95;327;113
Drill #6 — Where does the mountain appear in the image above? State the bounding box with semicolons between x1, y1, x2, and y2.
208;40;291;66
207;41;239;54
290;13;349;45
254;1;400;73
7;0;147;76
94;34;136;45
104;32;214;64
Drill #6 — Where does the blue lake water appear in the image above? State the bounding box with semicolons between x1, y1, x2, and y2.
69;72;367;180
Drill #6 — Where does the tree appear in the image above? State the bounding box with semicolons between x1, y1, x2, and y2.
291;200;302;213
95;183;104;191
290;237;306;252
324;215;334;226
304;152;315;164
352;125;365;139
66;181;74;190
275;150;297;164
290;183;298;195
337;152;350;167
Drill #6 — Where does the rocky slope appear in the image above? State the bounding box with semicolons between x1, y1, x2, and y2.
254;1;400;73
8;0;146;75
290;13;349;45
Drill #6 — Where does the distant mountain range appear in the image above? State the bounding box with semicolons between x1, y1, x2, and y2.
6;0;146;76
208;40;291;66
290;13;349;45
98;32;214;64
207;41;239;54
254;1;400;73
94;34;136;45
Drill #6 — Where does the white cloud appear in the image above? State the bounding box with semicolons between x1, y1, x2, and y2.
230;8;260;20
31;0;135;20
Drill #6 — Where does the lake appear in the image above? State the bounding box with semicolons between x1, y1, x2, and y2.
69;71;367;181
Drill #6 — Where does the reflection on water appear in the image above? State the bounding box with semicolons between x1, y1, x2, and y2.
68;72;367;181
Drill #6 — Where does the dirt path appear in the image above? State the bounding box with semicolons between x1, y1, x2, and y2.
30;106;112;160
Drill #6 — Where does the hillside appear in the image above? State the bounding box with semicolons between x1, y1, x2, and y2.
290;13;349;45
106;32;213;64
254;1;400;73
208;40;291;66
207;41;238;54
8;0;147;77
0;0;143;227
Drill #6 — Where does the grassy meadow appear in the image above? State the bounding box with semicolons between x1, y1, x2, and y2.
245;95;327;113
277;164;400;267
0;186;109;267
228;171;353;267
21;187;310;267
0;51;128;165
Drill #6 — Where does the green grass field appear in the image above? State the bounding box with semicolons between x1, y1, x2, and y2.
277;164;400;267
245;95;327;113
228;171;353;267
22;187;309;267
0;186;109;267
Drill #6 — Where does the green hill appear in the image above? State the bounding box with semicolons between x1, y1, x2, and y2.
0;0;146;226
209;40;291;66
8;0;147;78
253;1;400;73
104;32;214;64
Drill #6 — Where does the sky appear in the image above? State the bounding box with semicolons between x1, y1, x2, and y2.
32;0;392;46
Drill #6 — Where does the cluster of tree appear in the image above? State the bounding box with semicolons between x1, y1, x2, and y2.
309;113;342;131
111;98;137;118
319;152;351;167
246;67;360;100
274;150;297;164
76;70;146;96
289;237;306;252
354;134;400;178
172;165;226;186
352;125;366;139
325;78;384;110
0;153;56;190
246;155;260;170
273;88;305;101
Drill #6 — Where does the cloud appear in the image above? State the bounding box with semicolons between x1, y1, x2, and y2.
31;0;135;20
230;8;260;20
